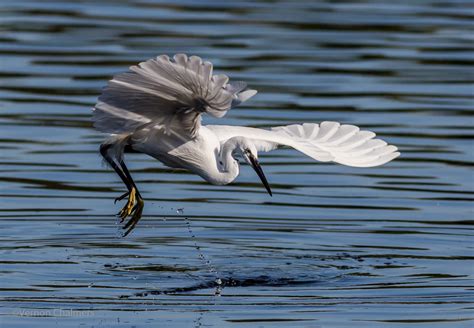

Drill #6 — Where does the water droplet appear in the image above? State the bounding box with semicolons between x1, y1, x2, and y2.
182;212;221;290
214;284;222;296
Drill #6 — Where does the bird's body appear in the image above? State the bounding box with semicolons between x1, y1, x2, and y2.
131;125;232;185
93;54;400;236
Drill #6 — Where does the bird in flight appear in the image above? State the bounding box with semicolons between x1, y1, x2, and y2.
93;54;400;236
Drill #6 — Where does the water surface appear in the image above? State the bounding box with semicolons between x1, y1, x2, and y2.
0;0;473;327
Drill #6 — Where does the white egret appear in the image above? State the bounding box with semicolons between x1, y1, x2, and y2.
93;54;400;236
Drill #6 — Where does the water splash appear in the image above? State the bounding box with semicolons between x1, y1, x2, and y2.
177;208;222;296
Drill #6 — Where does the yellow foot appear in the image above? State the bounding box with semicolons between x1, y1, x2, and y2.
116;187;145;236
118;187;136;221
122;197;144;237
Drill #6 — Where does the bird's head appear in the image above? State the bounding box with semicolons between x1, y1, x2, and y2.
227;137;272;196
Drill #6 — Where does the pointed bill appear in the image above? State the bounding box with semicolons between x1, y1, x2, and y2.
248;154;272;196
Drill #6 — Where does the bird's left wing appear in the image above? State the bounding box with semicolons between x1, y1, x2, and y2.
93;54;257;138
207;122;400;167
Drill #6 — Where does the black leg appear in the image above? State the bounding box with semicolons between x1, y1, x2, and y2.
100;143;145;236
118;159;144;237
100;144;132;192
119;159;142;199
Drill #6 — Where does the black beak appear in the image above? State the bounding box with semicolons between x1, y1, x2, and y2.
248;154;272;196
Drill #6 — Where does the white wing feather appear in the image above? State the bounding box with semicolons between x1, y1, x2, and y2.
93;54;257;138
207;121;400;167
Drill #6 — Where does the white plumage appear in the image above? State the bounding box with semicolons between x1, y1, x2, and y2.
207;122;399;167
93;54;400;236
94;54;256;137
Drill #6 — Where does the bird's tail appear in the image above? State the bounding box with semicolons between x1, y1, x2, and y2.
271;122;400;167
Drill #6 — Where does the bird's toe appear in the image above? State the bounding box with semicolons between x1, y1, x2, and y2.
122;198;144;237
117;187;136;221
114;191;130;204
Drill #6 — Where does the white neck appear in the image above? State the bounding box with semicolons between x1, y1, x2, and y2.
202;137;241;185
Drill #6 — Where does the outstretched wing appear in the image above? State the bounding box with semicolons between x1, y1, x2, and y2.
207;122;400;167
93;54;257;138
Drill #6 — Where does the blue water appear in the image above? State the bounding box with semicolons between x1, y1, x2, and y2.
0;0;473;327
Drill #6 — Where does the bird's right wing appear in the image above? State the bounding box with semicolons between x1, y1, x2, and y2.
207;122;400;167
93;54;257;138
